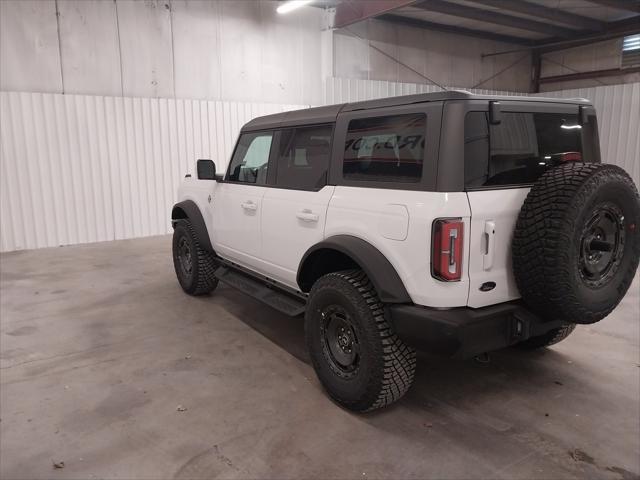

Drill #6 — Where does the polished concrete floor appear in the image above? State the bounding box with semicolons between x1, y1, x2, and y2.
1;235;638;480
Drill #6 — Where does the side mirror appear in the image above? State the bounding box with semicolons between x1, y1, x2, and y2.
489;101;502;125
197;159;216;180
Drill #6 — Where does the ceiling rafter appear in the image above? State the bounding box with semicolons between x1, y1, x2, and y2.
333;0;418;28
583;0;640;14
378;13;533;44
412;0;580;38
463;0;605;31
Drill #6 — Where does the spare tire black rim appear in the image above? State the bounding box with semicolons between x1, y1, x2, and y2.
320;305;360;378
579;202;625;288
178;236;193;277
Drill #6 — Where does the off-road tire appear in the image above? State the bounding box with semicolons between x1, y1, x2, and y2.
172;219;219;296
305;269;416;412
513;162;640;324
517;324;576;350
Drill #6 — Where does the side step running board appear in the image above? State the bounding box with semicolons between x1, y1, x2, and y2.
214;266;307;317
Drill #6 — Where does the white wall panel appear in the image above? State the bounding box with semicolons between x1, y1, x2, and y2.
0;92;307;252
57;0;122;96
0;0;62;93
0;0;324;105
116;0;175;99
333;19;533;92
324;77;522;104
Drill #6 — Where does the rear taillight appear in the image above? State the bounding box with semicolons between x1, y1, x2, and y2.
432;218;464;281
560;151;582;162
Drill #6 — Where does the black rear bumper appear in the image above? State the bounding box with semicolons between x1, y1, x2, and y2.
387;301;566;359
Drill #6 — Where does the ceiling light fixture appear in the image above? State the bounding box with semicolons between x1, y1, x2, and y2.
277;0;313;14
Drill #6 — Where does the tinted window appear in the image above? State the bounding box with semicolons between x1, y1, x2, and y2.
227;132;273;184
465;112;583;188
343;113;425;183
275;125;333;190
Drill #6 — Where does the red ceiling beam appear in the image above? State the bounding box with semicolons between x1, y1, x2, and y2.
334;0;417;28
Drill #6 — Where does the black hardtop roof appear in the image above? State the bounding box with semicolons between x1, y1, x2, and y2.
241;90;592;132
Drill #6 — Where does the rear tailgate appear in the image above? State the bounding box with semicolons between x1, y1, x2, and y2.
466;188;528;308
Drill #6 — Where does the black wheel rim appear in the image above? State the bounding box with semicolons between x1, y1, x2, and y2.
177;236;193;278
578;202;625;288
319;305;360;378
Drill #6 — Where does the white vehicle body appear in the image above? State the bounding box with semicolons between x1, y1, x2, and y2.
171;92;640;412
176;91;598;311
180;180;478;308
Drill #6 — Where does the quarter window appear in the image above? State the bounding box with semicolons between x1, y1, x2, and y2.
465;112;583;188
275;125;333;190
343;113;426;183
227;132;273;185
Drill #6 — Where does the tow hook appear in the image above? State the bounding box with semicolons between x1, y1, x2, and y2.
474;352;491;363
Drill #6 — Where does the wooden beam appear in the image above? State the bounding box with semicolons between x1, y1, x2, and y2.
464;0;605;31
379;13;534;44
413;0;578;37
334;0;417;28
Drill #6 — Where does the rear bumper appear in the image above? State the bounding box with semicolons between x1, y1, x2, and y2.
387;301;566;359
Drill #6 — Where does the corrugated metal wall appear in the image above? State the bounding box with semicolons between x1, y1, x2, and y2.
1;81;638;252
0;92;307;252
325;78;639;187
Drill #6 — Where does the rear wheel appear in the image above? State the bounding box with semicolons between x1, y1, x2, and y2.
172;220;219;296
305;270;416;412
517;324;576;350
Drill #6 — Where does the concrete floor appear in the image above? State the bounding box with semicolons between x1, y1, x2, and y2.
1;236;638;480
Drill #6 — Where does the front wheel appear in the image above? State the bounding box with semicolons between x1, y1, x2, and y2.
172;219;219;296
305;270;416;412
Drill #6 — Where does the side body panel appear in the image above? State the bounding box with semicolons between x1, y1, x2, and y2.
326;187;471;308
211;182;267;267
261;185;335;287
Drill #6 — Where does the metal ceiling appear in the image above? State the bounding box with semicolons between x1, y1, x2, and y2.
332;0;640;51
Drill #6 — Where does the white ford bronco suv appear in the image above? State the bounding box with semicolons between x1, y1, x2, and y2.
171;91;640;412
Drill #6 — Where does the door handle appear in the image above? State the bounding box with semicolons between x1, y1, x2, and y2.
296;209;319;223
483;220;496;271
241;201;257;211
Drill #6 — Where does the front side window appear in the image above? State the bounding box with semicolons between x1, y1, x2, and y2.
343;113;426;183
227;132;273;185
465;111;583;188
275;125;333;190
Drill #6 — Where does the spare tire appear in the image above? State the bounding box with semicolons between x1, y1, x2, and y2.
513;162;640;324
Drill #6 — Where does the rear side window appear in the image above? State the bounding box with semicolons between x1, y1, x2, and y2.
227;132;273;185
343;113;425;183
465;112;583;188
275;124;333;190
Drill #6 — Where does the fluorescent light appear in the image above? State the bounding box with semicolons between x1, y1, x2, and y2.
623;34;640;52
277;0;312;14
544;155;551;159
538;162;546;165
561;124;582;130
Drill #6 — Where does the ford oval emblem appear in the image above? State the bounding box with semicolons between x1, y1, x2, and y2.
480;281;496;292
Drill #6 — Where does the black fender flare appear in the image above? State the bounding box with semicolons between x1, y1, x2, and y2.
297;235;411;304
171;200;213;253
